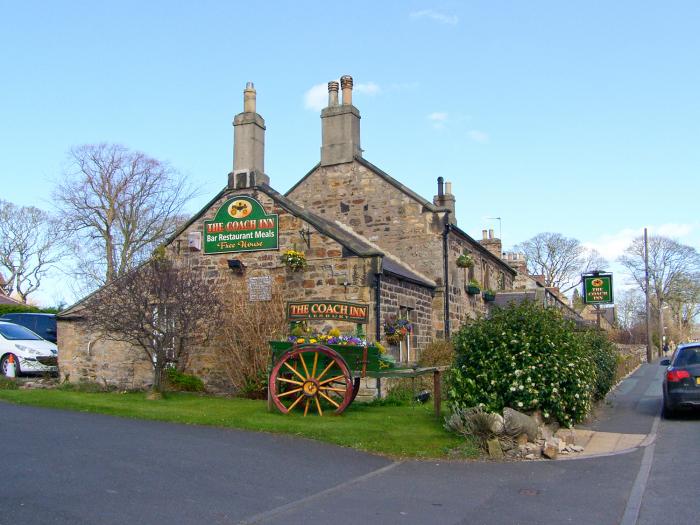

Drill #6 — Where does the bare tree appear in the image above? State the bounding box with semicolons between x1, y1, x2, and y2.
619;235;700;348
515;232;608;293
0;199;64;303
615;288;646;340
54;143;195;293
86;255;222;393
666;273;700;342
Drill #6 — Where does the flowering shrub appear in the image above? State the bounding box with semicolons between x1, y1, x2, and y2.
447;301;596;427
280;249;307;271
287;334;368;346
456;253;474;269
384;316;412;345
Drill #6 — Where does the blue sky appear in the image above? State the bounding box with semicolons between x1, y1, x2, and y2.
2;1;699;305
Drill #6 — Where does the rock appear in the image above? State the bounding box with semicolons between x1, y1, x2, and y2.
524;442;541;457
487;438;504;459
542;442;559;459
515;433;529;446
503;407;539;441
570;445;584;453
556;438;566;453
557;429;576;445
524;454;536;460
489;413;505;434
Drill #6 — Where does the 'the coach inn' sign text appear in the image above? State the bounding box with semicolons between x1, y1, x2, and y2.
204;196;278;254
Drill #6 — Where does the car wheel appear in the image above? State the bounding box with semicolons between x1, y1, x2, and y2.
1;353;21;377
662;396;676;419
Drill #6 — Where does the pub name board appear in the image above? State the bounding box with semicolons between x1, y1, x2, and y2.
204;196;278;254
287;301;370;324
583;273;614;305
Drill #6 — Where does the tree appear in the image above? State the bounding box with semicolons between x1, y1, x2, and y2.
619;235;700;350
86;254;222;393
54;143;194;293
615;288;646;342
0;199;64;303
666;273;700;342
515;232;608;293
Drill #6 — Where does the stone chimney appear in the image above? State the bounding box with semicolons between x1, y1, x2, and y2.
503;252;528;275
320;75;362;166
433;177;457;224
229;82;269;189
479;228;502;258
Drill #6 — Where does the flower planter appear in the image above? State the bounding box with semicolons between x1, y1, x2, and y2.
482;291;496;302
466;285;481;295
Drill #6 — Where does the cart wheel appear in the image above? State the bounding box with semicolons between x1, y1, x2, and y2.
269;345;353;416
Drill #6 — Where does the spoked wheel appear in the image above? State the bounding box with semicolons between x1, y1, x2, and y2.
269;344;353;416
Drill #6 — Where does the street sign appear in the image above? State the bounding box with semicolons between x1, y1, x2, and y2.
582;273;614;305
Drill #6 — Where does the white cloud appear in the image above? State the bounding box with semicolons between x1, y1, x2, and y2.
304;83;328;112
468;129;489;143
410;9;458;25
355;82;381;96
428;112;448;129
304;81;381;112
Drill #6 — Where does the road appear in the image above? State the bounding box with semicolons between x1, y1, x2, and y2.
1;361;697;525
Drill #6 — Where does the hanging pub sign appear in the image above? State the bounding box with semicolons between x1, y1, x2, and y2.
287;301;370;323
582;272;614;305
204;196;278;254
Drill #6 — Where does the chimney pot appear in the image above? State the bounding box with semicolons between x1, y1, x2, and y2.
482;229;488;240
328;81;339;107
489;229;494;239
437;176;444;197
243;82;256;113
340;75;353;105
445;181;452;194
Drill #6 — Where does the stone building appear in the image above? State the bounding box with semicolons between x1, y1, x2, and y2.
58;76;516;392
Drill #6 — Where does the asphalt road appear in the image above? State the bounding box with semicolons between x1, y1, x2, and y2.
1;362;697;525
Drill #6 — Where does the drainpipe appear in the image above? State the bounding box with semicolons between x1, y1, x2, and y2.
443;212;451;339
374;272;382;341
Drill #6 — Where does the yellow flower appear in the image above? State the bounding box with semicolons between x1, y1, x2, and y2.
310;338;317;343
297;338;305;344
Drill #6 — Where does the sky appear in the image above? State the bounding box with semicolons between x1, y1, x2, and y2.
2;1;699;306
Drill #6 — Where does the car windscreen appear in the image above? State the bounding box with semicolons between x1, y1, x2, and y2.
674;346;700;367
0;323;43;341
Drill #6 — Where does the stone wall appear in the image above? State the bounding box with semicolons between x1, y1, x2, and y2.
614;344;646;382
379;273;434;362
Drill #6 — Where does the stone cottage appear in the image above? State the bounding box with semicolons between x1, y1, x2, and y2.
57;76;516;392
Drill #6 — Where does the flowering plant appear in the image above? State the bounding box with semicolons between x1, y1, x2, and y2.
280;249;307;271
287;333;367;347
456;253;474;269
384;316;412;345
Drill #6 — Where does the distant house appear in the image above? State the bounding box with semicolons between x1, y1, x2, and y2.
0;275;21;305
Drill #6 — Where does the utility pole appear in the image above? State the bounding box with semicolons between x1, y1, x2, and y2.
644;228;653;363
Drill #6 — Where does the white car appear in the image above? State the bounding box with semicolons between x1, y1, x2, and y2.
0;321;58;376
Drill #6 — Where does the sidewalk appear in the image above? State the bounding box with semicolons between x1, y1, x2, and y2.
558;360;665;458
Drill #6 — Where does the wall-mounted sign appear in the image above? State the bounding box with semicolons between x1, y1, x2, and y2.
582;273;614;305
287;301;370;323
204;196;278;254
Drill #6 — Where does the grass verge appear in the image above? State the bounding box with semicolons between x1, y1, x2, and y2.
0;388;478;460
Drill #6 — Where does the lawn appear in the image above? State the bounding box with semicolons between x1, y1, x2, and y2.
0;386;478;460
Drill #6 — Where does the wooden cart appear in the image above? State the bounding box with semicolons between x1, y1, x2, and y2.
268;340;447;417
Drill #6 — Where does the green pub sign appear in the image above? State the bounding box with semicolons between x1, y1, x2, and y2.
583;273;614;305
204;196;278;254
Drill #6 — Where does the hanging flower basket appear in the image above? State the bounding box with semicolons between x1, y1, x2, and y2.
384;316;412;345
280;250;307;271
466;280;481;295
456;253;474;269
482;290;496;302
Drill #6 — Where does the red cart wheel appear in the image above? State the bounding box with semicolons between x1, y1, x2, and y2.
269;344;354;416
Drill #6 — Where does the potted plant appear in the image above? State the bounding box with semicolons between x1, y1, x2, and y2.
280;249;307;271
456;253;474;269
384;316;412;345
482;289;496;302
466;279;481;295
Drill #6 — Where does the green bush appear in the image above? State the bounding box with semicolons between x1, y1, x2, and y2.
581;329;617;400
447;301;595;427
166;368;205;392
0;304;58;316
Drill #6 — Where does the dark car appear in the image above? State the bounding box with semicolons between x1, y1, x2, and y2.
0;313;57;343
660;343;700;416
